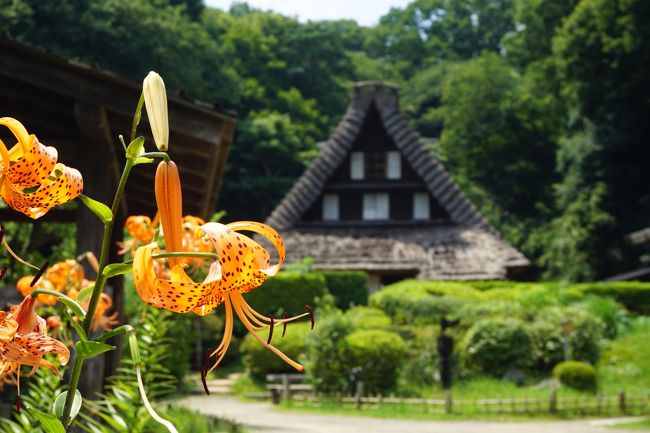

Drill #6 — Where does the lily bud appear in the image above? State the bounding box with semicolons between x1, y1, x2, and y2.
143;71;169;151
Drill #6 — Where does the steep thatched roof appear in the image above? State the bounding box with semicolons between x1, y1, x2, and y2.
266;81;528;280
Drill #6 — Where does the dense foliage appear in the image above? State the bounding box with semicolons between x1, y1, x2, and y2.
321;271;369;310
1;0;647;280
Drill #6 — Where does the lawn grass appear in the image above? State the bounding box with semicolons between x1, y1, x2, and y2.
276;398;617;422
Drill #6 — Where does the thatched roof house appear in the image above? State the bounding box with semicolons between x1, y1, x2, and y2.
267;81;528;289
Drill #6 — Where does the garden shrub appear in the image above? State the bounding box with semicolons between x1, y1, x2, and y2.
321;270;369;310
369;281;467;325
241;322;311;379
575;296;629;338
527;319;564;371
305;311;353;394
345;306;392;329
535;307;605;364
461;318;533;377
574;282;650;311
342;329;405;394
245;272;328;316
398;325;440;392
553;361;597;391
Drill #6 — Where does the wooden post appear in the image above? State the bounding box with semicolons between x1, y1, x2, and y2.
445;390;452;414
355;380;364;410
282;374;290;402
549;389;558;414
619;390;627;414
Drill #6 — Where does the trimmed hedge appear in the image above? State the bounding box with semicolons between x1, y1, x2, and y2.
321;271;369;310
553;361;597;391
245;272;328;316
574;282;650;311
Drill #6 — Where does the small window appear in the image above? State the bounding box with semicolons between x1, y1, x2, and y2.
413;192;430;220
322;194;339;221
386;151;402;179
363;193;389;220
350;152;364;180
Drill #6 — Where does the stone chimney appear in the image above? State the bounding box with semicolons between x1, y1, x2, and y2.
352;81;400;110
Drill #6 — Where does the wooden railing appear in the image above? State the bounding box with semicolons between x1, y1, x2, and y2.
293;389;649;416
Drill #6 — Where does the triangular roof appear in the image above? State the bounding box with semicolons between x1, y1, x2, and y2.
268;81;489;231
266;81;529;280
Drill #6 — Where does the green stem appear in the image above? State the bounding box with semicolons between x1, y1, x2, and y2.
121;251;218;265
140;151;170;161
61;159;135;429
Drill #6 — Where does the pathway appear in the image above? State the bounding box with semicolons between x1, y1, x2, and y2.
175;395;644;433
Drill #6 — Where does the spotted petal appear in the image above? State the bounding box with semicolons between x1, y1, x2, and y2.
0;117;83;219
132;243;218;314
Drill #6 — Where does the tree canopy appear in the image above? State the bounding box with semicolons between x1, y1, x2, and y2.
1;0;648;281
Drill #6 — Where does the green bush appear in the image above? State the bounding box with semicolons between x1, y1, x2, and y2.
461;318;533;377
245;272;328;316
527;319;564;371
573;282;650;312
240;322;311;379
369;280;468;325
342;329;405;394
534;307;605;364
305;311;352;394
345;306;392;329
321;271;368;310
398;325;440;391
553;361;597;391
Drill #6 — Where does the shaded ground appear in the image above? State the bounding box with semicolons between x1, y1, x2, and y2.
175;395;644;433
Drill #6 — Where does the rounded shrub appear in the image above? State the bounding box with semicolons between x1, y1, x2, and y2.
342;329;405;394
241;322;311;379
345;306;392;329
461;318;533;377
553;361;597;391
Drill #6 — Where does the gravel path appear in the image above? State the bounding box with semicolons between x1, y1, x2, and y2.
175;395;643;433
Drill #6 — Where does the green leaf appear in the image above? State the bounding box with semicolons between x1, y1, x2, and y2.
126;136;145;161
76;341;115;360
102;263;133;278
134;156;154;165
30;410;65;433
79;194;113;223
76;284;95;303
52;390;82;422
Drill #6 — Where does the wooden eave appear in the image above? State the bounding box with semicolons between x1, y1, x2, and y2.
0;37;237;220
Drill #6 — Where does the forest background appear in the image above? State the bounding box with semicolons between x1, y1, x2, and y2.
1;0;648;282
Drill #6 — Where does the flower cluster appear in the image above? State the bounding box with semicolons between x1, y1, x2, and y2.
17;259;118;331
0;296;70;395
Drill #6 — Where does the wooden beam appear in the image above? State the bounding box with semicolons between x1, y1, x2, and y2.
0;208;76;223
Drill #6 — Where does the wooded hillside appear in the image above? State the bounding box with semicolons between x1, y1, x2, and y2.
2;0;648;281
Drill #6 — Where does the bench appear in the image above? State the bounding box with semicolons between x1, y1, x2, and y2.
265;373;314;404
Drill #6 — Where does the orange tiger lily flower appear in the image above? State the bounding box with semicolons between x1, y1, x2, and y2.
0;118;83;219
133;161;311;376
0;296;70;396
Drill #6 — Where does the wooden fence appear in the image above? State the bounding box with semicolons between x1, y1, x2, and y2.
291;389;649;416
